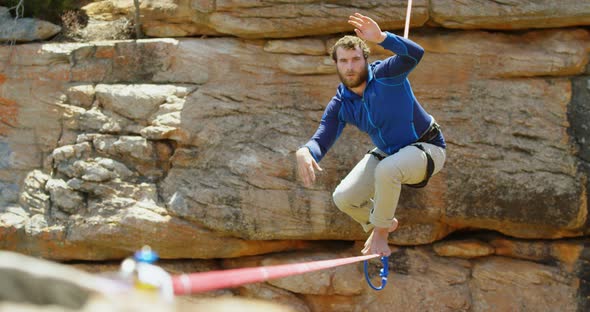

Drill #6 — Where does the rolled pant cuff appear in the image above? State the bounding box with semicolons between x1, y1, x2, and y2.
369;216;394;229
361;222;374;232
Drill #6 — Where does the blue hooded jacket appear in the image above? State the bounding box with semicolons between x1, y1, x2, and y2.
304;32;446;162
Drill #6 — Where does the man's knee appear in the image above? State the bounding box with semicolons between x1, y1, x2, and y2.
332;187;350;212
333;185;367;213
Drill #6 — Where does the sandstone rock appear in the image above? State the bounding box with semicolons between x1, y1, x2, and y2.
18;170;50;215
0;250;107;309
66;204;318;259
0;205;28;232
79;107;141;134
151;40;208;84
67;179;153;200
489;238;585;271
433;239;495;259
416;29;590;78
151;111;181;128
0;181;18;205
431;0;590;30
180;297;296;312
0;1;589;309
300;246;580;312
25;213;50;236
262;252;365;296
277;55;335;75
264;39;326;56
51;142;92;164
470;257;577;311
83;0;428;39
58;103;87;131
111;40;178;82
570;78;590;211
428;78;585;238
80;0;590;39
225;246;473;312
140;125;188;142
65;84;96;108
352;247;472;312
237;283;311;312
0;141;42;172
166;148;199;168
1;202;141;260
92;135;154;163
62;157;135;185
0;25;589;257
161;170;360;241
156;29;586;242
87;195;135;212
45;178;85;214
95;84;175;120
77;18;135;42
0;81;64;157
82;0;125;21
67;84;193;139
95;157;135;180
7;43;73;68
390;222;452;246
0;7;61;42
34;40;178;83
51;142;93;177
72;159;117;182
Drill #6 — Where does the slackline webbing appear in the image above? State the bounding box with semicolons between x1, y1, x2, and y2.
404;0;413;38
172;254;380;295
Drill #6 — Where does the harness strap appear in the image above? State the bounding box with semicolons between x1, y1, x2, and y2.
368;150;386;161
405;144;434;188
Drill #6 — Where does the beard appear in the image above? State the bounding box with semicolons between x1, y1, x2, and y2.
337;66;369;89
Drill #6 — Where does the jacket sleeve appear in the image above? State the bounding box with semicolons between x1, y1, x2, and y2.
376;31;424;76
303;96;346;163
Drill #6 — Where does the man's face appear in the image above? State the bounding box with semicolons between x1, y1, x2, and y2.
335;46;368;89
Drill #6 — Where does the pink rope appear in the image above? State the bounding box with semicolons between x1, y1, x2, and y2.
404;0;413;38
172;254;380;295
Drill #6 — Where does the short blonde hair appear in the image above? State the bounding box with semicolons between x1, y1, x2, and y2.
330;36;370;62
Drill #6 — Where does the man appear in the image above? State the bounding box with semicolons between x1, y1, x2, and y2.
296;13;446;256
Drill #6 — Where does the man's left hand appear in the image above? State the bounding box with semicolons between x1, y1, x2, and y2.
348;13;387;44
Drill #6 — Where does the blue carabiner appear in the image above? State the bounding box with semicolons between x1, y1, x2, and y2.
364;256;389;290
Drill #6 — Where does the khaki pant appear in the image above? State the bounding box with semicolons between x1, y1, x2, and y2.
332;143;446;231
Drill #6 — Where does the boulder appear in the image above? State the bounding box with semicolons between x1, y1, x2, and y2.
0;7;61;42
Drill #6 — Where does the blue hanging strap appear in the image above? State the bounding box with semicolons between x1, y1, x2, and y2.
364;256;389;290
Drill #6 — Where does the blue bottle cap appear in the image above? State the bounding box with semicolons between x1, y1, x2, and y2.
134;245;159;263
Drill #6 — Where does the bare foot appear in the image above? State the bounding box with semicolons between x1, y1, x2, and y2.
362;227;391;256
389;218;399;233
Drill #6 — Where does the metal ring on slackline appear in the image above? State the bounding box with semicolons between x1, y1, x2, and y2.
364;256;389;291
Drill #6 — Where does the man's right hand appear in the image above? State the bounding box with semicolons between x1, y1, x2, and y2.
296;147;323;187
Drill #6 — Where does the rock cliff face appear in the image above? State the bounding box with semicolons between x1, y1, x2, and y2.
1;0;590;311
